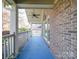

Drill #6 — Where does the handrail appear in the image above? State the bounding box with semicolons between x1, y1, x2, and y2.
2;34;15;38
2;33;15;59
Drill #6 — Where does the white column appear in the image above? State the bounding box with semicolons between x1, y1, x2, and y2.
15;7;19;55
41;9;44;36
10;8;16;34
9;8;16;57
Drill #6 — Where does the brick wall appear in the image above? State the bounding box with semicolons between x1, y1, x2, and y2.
45;0;77;59
2;8;10;32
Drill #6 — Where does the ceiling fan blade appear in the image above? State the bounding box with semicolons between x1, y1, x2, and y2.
35;16;39;18
32;13;40;16
33;14;39;18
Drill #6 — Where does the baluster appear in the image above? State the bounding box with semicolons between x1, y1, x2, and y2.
10;37;12;56
11;37;13;54
8;37;10;57
7;37;9;58
12;36;14;58
11;36;13;55
4;38;6;59
10;37;12;55
6;38;8;58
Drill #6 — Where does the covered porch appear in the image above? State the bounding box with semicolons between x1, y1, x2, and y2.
2;0;77;59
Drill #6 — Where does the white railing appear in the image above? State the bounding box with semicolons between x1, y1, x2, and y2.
2;33;15;59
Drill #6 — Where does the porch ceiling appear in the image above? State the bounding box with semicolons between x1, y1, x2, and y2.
13;0;56;4
13;0;59;24
25;9;43;24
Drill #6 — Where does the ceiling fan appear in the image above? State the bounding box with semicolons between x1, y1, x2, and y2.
28;9;40;18
32;13;40;18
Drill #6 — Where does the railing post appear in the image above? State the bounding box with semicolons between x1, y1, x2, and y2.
14;32;15;58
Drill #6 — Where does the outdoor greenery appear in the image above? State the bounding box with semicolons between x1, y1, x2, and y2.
18;27;30;32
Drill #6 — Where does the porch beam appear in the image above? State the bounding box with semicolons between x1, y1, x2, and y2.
16;4;54;9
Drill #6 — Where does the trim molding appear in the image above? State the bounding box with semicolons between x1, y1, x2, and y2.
17;4;54;9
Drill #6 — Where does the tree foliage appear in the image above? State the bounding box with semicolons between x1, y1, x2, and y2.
18;27;29;32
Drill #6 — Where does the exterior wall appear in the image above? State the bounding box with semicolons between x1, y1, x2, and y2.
45;0;77;59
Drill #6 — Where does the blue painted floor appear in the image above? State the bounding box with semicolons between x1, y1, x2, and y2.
16;36;55;59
